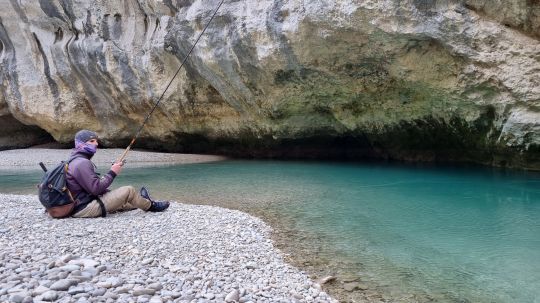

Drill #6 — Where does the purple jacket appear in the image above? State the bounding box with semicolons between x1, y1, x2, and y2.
66;150;117;208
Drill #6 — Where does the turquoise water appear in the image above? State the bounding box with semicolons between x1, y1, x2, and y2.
1;160;539;302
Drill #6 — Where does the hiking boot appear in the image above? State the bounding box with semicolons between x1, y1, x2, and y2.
148;200;170;212
140;186;170;212
140;186;152;201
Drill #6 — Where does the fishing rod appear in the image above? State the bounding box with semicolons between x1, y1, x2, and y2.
116;0;225;164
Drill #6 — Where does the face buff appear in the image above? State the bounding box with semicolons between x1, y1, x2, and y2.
74;130;98;155
75;139;97;155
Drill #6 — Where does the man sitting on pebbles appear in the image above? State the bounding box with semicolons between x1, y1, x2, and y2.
67;130;170;218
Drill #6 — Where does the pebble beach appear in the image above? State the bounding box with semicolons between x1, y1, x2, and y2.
0;148;227;170
0;149;337;303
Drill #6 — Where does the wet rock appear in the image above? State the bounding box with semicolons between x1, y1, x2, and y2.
316;275;336;285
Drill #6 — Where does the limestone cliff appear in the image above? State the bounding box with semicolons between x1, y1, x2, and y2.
0;0;539;169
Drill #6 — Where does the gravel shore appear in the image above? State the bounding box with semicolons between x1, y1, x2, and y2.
0;149;226;170
0;149;336;302
0;194;336;302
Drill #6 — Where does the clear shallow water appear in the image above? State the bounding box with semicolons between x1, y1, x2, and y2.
1;160;539;302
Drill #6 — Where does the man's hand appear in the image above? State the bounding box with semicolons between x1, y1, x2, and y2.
111;161;124;175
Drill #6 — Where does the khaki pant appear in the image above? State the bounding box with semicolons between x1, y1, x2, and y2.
72;186;151;218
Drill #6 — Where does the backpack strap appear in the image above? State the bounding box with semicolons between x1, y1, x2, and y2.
66;155;83;164
64;156;81;206
96;197;107;217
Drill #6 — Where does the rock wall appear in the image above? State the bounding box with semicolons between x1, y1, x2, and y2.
0;0;539;169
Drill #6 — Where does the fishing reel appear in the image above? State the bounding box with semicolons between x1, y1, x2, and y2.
112;159;127;166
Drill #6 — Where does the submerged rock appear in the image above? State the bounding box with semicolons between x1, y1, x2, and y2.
0;1;538;168
317;275;336;285
343;282;368;292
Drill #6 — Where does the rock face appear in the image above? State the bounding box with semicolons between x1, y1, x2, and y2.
0;0;539;169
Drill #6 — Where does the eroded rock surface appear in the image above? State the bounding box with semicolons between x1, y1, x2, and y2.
0;0;538;168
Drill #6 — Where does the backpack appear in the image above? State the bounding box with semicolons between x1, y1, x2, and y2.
37;156;80;218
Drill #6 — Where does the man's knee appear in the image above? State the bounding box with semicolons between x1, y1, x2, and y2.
117;185;136;195
104;186;137;203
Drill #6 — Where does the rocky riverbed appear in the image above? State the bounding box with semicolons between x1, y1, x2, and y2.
0;193;337;303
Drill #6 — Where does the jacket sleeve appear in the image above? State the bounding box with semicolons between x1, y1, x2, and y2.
72;159;117;196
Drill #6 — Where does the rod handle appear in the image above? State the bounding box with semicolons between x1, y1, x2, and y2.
116;146;131;163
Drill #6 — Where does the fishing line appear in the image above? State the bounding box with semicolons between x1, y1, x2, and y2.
116;0;226;163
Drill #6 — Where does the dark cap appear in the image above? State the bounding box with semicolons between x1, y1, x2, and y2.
74;130;98;143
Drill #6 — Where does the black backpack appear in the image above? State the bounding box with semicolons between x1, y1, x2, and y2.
37;156;79;218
